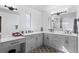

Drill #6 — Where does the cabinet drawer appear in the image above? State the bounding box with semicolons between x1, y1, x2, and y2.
1;38;25;48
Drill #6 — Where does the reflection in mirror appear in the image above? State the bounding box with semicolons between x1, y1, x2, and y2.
48;12;76;34
26;13;31;30
48;14;62;32
61;12;76;34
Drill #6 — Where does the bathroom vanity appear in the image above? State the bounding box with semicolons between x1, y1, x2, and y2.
0;36;26;53
25;33;43;52
44;32;77;53
0;31;78;53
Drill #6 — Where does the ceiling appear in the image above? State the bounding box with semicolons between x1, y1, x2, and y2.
27;5;58;11
27;5;77;13
0;5;76;14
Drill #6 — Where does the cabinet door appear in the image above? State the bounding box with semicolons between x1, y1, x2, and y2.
25;35;36;53
31;35;37;49
49;34;56;48
64;36;77;53
25;35;31;52
35;34;43;48
49;34;64;51
44;33;49;46
26;40;32;53
0;44;2;53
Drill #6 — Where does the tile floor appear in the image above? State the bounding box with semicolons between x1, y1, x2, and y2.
31;46;63;53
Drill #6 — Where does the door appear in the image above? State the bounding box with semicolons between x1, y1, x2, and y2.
25;35;36;53
44;33;50;46
49;34;64;51
35;34;43;48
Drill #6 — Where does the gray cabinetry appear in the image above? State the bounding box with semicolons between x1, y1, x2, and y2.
0;38;26;53
44;33;77;53
44;33;49;46
35;33;43;48
25;33;43;53
25;35;36;52
64;36;77;53
49;34;64;51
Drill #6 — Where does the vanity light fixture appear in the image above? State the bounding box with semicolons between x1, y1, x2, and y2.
4;5;17;11
51;8;68;15
51;11;67;15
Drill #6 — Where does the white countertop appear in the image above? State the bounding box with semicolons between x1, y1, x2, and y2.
0;36;25;43
23;32;43;36
23;31;77;36
0;31;77;43
43;31;77;36
0;32;43;43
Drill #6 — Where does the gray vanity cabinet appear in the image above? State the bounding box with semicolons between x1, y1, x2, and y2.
25;35;36;52
44;34;64;51
0;38;26;53
35;33;43;48
25;33;43;53
44;33;50;46
44;33;77;53
63;36;77;53
48;34;64;51
0;44;2;52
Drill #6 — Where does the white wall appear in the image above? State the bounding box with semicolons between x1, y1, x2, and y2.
42;6;77;32
42;12;50;31
16;6;43;32
42;12;76;32
0;5;43;37
76;6;79;18
1;5;77;37
61;12;76;31
31;8;42;32
0;12;20;38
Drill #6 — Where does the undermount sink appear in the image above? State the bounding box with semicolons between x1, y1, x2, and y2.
53;31;65;34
